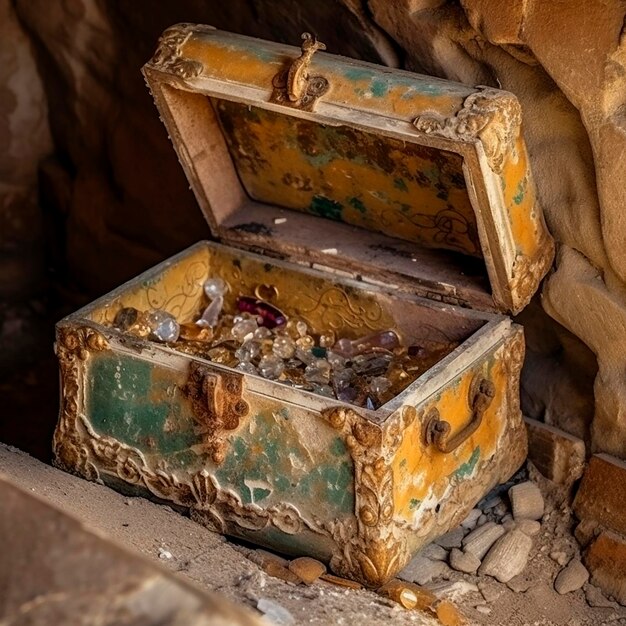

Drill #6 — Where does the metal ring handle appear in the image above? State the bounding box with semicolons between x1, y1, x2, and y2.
422;378;496;453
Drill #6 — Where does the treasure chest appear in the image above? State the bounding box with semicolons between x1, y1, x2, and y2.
52;24;554;587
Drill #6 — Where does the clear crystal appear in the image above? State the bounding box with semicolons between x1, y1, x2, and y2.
296;320;308;337
234;312;259;324
295;347;316;365
296;335;314;349
235;340;261;362
326;350;346;369
332;330;400;357
203;277;227;299
146;310;180;342
272;335;296;359
197;294;223;328
258;354;285;379
319;331;336;348
304;359;331;384
253;326;272;340
232;318;258;342
236;361;257;374
369;376;392;396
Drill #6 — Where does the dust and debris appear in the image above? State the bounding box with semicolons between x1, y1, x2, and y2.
1;445;625;625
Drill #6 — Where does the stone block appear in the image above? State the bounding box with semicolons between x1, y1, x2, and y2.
524;417;586;485
584;530;626;606
573;453;626;536
0;473;262;625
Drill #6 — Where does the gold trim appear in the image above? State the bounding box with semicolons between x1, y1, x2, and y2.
321;407;410;586
149;23;204;79
413;86;522;174
509;235;555;311
53;326;108;479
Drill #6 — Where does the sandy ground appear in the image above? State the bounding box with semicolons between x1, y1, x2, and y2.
0;443;624;626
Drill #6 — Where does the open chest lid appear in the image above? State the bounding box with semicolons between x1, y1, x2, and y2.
142;23;554;315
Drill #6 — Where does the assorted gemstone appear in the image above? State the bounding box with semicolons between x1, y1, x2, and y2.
110;277;458;409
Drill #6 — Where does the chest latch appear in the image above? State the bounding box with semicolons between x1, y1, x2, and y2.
181;362;249;465
270;32;329;111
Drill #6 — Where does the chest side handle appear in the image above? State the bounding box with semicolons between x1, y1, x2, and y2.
422;378;496;453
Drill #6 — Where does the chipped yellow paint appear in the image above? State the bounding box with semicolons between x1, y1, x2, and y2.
392;354;508;522
501;137;542;257
181;31;472;121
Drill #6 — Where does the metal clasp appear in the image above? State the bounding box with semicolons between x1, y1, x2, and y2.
422;377;496;453
182;362;249;464
270;32;329;111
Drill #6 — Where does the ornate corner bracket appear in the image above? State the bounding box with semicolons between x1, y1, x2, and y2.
270;32;329;112
53;326;108;478
413;86;522;174
508;233;556;311
321;406;413;586
149;23;205;79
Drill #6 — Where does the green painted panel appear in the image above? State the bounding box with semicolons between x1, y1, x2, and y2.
216;408;354;515
86;352;198;467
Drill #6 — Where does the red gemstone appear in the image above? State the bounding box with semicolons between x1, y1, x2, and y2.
236;296;286;328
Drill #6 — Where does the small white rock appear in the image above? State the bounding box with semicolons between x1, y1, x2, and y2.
425;580;479;601
257;598;295;625
158;548;172;560
549;550;569;566
398;555;452;585
479;529;533;583
435;526;465;549
554;559;589;594
273;217;287;224
476;605;491;615
461;508;482;530
509;481;544;521
516;519;541;537
449;548;481;574
462;522;506;560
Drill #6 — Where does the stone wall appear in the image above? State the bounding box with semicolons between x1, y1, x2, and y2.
3;0;625;457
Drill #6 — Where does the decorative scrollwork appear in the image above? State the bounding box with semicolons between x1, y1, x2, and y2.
509;238;555;311
413;86;522;174
53;326;108;478
149;23;204;79
298;287;386;334
320;405;411;586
